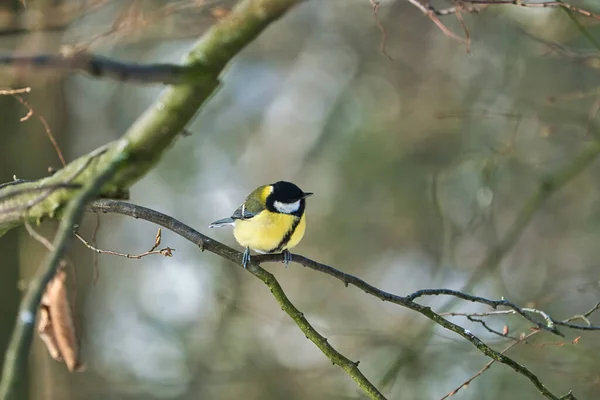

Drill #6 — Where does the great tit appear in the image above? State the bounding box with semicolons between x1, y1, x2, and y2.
209;181;313;268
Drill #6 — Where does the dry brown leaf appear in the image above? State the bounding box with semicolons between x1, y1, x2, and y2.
38;302;62;362
40;268;85;372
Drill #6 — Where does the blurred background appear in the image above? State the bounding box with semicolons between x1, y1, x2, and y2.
2;0;600;399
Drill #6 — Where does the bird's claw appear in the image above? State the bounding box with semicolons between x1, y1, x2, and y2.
242;247;251;269
282;250;292;268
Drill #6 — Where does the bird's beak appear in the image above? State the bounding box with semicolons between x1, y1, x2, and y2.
302;192;313;199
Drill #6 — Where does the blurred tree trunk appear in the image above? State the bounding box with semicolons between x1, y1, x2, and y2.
0;1;69;399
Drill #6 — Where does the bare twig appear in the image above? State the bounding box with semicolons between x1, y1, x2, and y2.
11;94;66;167
561;301;600;326
74;0;224;50
461;1;600;21
73;230;174;259
441;330;541;399
91;212;101;284
442;303;600;332
466;316;519;340
404;0;466;44
23;220;55;252
369;0;392;60
406;289;565;335
422;1;600;22
442;310;515;317
0;88;30;95
454;9;471;54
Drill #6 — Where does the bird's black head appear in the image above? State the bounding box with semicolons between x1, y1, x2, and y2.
266;181;312;215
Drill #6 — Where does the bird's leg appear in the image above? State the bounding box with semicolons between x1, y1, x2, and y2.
242;247;251;269
282;249;292;267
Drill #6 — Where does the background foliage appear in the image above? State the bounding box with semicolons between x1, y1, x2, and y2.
2;0;600;399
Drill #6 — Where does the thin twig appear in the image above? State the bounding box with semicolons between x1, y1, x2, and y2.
91;212;101;285
466;316;519;341
441;330;541;399
73;231;174;259
23;220;54;251
406;289;564;336
442;304;600;332
0;87;30;95
74;0;222;50
369;0;392;60
404;0;466;44
561;301;600;326
11;94;66;167
462;1;600;22
442;310;515;317
454;9;471;54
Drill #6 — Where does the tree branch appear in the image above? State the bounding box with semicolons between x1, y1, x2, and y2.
89;200;386;399
0;51;200;85
89;199;578;400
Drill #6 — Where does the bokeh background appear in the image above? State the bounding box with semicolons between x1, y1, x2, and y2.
2;0;600;399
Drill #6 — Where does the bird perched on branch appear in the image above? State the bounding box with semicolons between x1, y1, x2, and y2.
209;181;312;268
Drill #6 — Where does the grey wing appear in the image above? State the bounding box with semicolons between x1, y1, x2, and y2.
209;201;257;228
231;201;257;220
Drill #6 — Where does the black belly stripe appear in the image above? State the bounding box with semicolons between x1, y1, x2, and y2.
268;217;301;253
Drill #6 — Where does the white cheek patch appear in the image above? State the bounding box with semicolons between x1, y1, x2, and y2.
273;200;300;214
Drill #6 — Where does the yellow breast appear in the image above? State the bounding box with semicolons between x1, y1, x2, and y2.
233;211;306;253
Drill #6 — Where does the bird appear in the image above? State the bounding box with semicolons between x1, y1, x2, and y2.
209;181;312;268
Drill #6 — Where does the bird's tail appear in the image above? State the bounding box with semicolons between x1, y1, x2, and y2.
208;217;235;228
